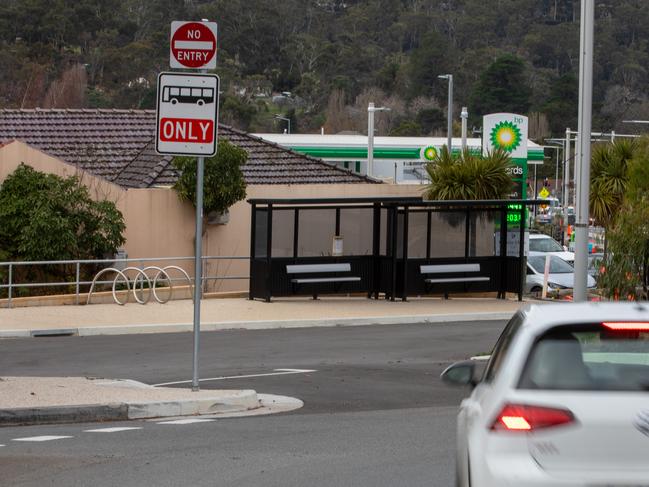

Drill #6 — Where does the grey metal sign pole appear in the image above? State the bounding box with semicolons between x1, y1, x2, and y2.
192;154;205;391
573;0;594;302
192;64;209;392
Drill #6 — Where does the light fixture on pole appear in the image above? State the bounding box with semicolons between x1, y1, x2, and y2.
438;74;453;152
460;106;468;151
573;0;595;302
367;102;390;177
274;115;291;134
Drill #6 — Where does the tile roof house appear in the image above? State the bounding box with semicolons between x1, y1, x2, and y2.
0;109;377;187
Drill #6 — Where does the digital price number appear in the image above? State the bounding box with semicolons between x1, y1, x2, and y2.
506;203;523;226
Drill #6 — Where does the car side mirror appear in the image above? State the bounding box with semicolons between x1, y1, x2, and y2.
441;360;478;387
563;245;568;251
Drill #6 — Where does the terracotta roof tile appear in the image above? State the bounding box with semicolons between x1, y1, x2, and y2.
0;109;378;187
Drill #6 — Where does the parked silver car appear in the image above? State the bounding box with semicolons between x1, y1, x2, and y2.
526;253;596;294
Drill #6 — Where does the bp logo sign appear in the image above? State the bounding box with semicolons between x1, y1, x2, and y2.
482;114;528;160
422;146;438;161
490;121;522;153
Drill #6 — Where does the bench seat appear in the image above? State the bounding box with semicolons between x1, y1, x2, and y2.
291;276;361;284
425;276;490;284
420;263;490;299
286;263;361;299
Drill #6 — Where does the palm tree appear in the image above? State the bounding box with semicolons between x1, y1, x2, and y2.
423;147;513;255
424;147;513;200
589;139;637;230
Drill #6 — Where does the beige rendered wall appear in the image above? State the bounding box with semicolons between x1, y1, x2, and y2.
0;141;126;210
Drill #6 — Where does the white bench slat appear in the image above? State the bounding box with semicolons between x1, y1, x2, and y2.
425;277;490;283
291;277;361;284
420;264;480;274
287;263;351;274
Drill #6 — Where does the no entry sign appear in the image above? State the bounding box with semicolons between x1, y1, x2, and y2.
170;21;218;69
155;72;220;156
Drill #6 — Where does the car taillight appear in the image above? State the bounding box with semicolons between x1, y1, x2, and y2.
602;322;649;331
491;404;575;432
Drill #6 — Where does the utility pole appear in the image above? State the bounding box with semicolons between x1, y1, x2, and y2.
573;0;594;302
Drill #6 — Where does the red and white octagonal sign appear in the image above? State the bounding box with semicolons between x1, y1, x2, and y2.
170;21;217;69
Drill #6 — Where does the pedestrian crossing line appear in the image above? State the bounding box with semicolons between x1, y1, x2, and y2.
12;435;73;442
84;427;143;433
156;418;215;425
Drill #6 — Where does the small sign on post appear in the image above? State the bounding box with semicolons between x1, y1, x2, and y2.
170;21;218;69
155;72;219;157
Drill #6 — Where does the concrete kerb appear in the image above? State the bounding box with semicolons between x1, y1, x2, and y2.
0;390;259;427
0;403;128;427
0;311;516;339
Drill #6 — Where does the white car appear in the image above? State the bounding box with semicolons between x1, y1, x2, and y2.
529;234;574;265
525;253;596;294
442;303;649;487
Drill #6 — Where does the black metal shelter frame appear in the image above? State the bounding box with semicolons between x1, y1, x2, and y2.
248;198;541;302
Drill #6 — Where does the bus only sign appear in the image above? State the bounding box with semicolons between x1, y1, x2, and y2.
155;72;220;156
170;21;218;69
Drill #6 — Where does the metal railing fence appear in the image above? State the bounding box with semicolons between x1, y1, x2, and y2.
0;256;250;308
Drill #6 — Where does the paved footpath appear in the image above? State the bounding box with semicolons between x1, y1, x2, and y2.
0;296;527;337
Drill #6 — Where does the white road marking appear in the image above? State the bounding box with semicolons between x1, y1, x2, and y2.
156;418;215;425
84;427;143;433
0;444;5;447
153;368;317;387
12;435;73;442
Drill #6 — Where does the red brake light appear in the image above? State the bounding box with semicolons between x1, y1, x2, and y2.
491;404;575;432
602;322;649;331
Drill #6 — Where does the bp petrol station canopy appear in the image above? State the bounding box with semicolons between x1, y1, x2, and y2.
252;134;545;163
253;133;544;193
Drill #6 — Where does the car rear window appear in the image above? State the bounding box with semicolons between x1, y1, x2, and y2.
518;323;649;391
529;238;563;253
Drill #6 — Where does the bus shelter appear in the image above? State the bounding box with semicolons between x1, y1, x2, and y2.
248;198;540;302
378;200;536;301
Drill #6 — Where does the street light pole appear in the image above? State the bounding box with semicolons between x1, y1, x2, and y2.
564;128;571;211
367;102;390;178
573;0;594;302
367;102;375;177
274;115;291;134
438;74;453;152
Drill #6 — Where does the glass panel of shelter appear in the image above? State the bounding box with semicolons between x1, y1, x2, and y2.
266;206;377;258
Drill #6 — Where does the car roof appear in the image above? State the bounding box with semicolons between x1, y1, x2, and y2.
519;302;649;334
529;234;554;239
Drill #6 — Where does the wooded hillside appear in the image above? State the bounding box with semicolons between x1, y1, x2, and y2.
1;0;647;138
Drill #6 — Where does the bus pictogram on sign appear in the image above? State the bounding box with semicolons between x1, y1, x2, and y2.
162;86;215;106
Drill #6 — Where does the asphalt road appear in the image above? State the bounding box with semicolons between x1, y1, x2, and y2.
0;320;506;487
